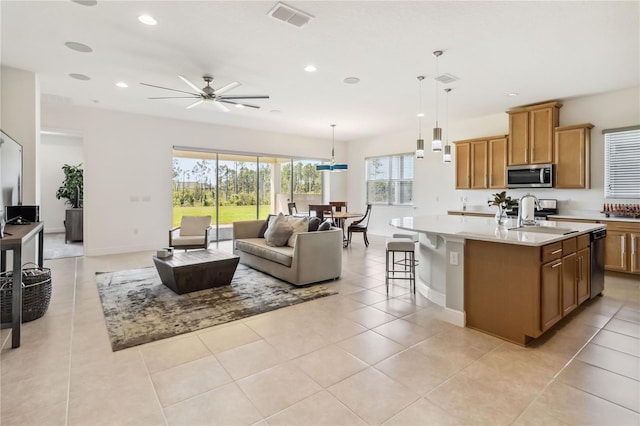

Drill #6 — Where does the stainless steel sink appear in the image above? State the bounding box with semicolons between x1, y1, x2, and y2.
508;226;578;235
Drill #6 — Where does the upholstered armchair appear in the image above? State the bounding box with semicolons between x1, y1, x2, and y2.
169;215;212;250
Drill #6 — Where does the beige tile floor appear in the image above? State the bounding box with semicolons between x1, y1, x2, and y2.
1;234;639;425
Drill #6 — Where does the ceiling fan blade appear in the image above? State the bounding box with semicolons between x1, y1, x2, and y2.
215;81;241;95
179;75;206;95
214;101;230;112
148;96;200;99
140;82;199;96
219;100;260;109
218;95;270;100
186;99;205;109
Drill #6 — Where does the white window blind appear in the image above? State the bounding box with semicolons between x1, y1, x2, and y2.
604;126;640;198
365;153;414;205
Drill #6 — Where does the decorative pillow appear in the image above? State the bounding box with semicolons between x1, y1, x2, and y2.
286;216;309;247
258;214;275;238
308;216;321;232
264;213;293;247
317;219;332;231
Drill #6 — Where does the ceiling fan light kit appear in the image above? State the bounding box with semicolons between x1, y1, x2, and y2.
141;75;269;112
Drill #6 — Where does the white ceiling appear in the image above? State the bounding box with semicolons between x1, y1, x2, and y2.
1;1;638;141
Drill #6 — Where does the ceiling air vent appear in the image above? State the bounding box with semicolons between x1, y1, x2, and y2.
268;2;313;28
435;73;459;84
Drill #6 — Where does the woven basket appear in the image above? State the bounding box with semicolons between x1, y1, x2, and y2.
0;264;52;323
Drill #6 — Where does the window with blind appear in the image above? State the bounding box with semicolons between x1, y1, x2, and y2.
604;126;640;199
366;153;413;205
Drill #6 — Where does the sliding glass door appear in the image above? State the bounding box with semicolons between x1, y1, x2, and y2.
173;149;323;241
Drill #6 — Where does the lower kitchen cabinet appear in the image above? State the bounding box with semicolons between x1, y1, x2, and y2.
541;257;563;331
602;221;640;275
465;234;591;346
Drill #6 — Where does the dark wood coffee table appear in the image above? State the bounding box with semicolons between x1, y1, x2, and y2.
153;249;240;295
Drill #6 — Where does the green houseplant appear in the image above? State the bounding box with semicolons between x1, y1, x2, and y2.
56;163;84;208
487;191;518;225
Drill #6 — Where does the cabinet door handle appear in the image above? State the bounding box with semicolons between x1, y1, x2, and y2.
621;236;626;254
552;261;562;269
551;249;563;255
633;236;637;255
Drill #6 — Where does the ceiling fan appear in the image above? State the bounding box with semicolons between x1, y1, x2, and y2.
140;75;269;112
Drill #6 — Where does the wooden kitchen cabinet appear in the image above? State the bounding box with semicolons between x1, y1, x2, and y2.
465;233;595;345
561;238;578;317
507;101;561;165
554;123;594;188
541;256;563;331
455;142;470;189
488;136;508;188
577;246;591;304
603;221;640;274
454;135;507;190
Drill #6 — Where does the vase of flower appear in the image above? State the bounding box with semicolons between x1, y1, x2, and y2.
494;206;508;225
488;191;518;226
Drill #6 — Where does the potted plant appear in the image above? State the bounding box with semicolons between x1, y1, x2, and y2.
56;163;83;208
487;191;518;225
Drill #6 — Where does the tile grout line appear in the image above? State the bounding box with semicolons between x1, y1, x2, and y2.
64;257;79;426
511;302;628;425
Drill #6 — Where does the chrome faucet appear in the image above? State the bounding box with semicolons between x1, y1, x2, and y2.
517;193;540;227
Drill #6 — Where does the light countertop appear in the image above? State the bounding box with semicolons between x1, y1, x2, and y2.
390;215;605;247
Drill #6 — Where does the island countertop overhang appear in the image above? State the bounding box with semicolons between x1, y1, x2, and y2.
390;215;605;246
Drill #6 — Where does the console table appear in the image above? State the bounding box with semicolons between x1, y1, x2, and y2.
0;222;44;348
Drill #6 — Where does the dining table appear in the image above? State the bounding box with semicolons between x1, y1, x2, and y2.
331;211;364;247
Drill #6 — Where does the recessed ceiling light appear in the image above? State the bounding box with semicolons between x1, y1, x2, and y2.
235;104;244;108
343;77;360;84
65;41;93;53
417;112;425;118
138;15;157;25
69;73;90;81
270;110;281;114
304;65;317;72
508;92;519;97
116;81;128;88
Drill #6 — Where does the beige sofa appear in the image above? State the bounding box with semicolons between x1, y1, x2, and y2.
232;219;343;286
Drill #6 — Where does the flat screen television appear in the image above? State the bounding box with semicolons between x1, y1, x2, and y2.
0;129;24;225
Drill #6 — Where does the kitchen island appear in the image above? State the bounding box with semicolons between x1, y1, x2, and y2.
390;215;605;345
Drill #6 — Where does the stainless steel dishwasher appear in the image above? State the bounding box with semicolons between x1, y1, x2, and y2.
590;228;607;298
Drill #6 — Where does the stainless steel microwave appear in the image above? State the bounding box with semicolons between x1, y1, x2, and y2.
506;164;553;188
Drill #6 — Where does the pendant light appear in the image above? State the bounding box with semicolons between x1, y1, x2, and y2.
443;88;452;164
416;75;425;159
316;124;348;172
431;50;443;152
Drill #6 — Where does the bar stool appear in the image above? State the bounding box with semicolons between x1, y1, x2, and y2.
385;238;416;295
392;232;419;267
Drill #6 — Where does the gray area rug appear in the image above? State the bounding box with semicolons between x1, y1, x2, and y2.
96;264;338;351
44;232;83;260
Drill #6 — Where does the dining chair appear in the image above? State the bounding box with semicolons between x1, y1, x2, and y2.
287;202;298;215
308;204;335;225
347;204;372;247
329;201;347;212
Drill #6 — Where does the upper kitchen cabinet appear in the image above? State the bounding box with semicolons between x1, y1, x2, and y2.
454;135;507;189
507;101;562;165
554;123;594;188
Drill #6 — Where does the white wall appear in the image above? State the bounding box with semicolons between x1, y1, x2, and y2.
348;86;640;237
1;66;40;205
40;132;84;233
40;103;348;256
